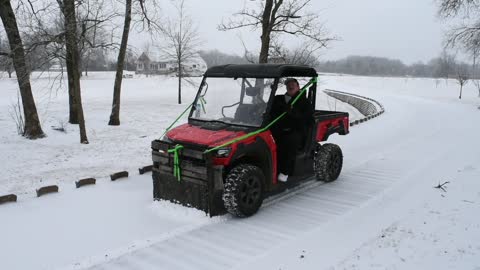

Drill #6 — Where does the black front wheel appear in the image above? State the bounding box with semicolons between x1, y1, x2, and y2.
314;143;343;182
222;164;265;217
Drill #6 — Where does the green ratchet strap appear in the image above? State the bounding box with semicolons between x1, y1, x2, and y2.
160;97;208;139
160;103;193;139
161;95;205;181
168;144;184;181
204;77;318;154
199;96;207;114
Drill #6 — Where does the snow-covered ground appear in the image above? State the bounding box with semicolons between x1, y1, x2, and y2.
1;72;479;270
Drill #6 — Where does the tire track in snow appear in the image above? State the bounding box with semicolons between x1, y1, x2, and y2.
84;161;411;270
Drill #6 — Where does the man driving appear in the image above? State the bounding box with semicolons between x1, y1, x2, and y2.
270;78;314;182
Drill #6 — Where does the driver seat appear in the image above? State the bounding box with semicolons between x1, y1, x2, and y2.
234;104;262;123
234;86;265;123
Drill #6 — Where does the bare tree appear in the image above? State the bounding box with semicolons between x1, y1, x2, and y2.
108;0;132;126
473;73;480;97
0;0;45;139
456;64;470;99
439;0;480;47
0;33;14;77
9;90;25;135
239;37;258;63
19;1;79;123
76;0;119;76
438;0;480;93
125;46;138;70
160;0;201;104
466;38;480;97
0;56;13;78
58;0;88;143
430;50;457;82
109;0;161;125
19;0;118;123
270;39;321;66
219;0;333;63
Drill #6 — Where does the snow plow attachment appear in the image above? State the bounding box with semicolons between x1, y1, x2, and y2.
151;140;226;217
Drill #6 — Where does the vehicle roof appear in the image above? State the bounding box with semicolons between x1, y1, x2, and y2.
204;64;318;78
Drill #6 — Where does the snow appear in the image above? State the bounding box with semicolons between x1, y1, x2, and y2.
1;72;479;270
0;172;223;270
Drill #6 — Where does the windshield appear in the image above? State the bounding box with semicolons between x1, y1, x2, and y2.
190;77;274;127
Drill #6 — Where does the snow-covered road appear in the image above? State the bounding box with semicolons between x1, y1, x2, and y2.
1;74;479;270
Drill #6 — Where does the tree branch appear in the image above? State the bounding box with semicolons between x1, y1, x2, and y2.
434;181;450;192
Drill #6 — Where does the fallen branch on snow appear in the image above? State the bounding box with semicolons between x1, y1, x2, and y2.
434;181;450;192
462;200;475;204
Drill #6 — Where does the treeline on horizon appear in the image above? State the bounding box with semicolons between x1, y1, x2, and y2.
316;55;472;78
3;47;473;80
198;50;475;79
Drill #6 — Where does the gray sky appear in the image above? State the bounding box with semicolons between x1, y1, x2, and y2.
135;0;446;64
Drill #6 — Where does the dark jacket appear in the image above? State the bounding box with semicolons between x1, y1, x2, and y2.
270;91;314;136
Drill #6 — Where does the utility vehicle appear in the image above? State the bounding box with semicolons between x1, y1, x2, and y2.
151;64;349;217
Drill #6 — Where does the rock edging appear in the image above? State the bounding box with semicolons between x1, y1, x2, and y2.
323;89;385;127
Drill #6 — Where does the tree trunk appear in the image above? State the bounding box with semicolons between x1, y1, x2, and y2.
65;48;78;124
84;57;89;77
258;0;274;64
0;0;45;139
63;0;88;144
459;85;463;99
473;54;480;98
178;62;182;104
109;0;132;126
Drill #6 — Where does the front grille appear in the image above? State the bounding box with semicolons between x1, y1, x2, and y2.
152;140;208;182
151;139;227;216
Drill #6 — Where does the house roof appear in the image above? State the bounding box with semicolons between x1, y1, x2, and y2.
204;64;318;78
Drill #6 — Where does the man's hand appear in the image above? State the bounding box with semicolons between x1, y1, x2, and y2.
287;105;299;116
286;105;293;114
287;105;303;119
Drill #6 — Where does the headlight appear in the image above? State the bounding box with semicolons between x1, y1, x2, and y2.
158;136;173;154
162;135;173;143
215;147;232;158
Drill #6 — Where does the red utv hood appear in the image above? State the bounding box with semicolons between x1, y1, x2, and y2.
166;124;246;147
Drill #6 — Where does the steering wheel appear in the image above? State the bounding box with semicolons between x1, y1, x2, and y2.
221;102;240;118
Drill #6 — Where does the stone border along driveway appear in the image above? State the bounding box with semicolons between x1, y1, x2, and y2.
323;89;385;126
0;90;384;205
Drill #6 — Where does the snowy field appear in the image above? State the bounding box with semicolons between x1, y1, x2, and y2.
1;72;480;270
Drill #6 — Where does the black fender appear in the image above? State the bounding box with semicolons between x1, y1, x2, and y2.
227;136;274;192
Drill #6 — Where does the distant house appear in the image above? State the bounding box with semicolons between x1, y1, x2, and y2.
136;52;207;76
135;52;175;75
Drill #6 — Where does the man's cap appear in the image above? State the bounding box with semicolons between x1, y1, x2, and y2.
284;78;299;85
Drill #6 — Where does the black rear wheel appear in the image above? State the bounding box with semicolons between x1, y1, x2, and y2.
314;143;343;182
222;164;265;217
